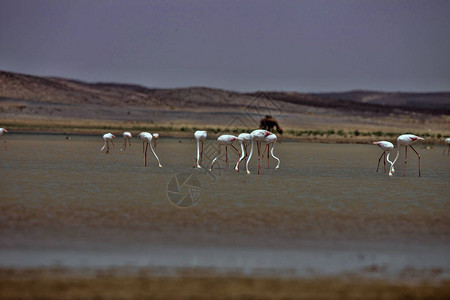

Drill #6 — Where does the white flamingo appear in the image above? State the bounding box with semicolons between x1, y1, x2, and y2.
193;131;207;168
100;133;115;154
235;133;251;172
138;132;162;167
261;132;280;169
373;141;394;173
443;137;450;156
209;134;240;171
245;129;271;174
152;133;159;149
0;128;7;151
121;132;132;151
388;134;425;177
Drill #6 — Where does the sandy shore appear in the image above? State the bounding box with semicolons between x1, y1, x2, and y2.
1;267;449;300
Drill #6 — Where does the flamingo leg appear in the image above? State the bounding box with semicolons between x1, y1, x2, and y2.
194;140;199;168
110;140;114;148
267;144;270;168
225;146;228;171
244;144;248;160
261;144;269;168
230;144;240;156
1;136;6;151
106;141;110;154
403;146;407;177
383;152;387;173
409;145;421;177
144;142;149;167
129;138;131;146
257;142;261;174
376;151;385;172
121;139;126;151
200;141;204;166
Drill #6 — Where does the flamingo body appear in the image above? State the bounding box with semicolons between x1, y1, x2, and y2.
194;131;207;168
373;141;394;173
444;137;450;156
245;129;272;174
209;134;239;171
389;134;424;177
138;132;162;167
101;133;115;154
0;128;7;151
152;133;159;148
121;132;132;151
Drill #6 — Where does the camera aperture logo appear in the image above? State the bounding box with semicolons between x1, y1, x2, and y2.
167;173;202;208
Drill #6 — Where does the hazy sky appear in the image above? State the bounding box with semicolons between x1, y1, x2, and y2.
1;0;449;92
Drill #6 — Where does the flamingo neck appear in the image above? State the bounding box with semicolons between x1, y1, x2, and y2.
196;140;200;164
245;140;254;174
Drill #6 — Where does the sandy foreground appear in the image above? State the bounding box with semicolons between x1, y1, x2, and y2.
1;267;449;300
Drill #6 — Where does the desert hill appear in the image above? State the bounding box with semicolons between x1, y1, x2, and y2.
1;70;449;140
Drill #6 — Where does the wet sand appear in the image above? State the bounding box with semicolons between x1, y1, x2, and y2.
1;134;449;298
1;267;450;300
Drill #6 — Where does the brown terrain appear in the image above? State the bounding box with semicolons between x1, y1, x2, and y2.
1;70;449;142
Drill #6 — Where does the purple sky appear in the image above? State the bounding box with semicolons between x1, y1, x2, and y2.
1;0;449;92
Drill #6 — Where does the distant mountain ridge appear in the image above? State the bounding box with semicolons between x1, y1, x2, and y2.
316;90;450;110
1;70;449;116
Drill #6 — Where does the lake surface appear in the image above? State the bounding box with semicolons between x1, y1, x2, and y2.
0;134;449;280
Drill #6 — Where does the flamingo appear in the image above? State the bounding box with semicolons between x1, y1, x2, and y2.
138;132;162;167
0;128;7;151
389;134;425;177
152;133;159;149
443;138;450;156
193;131;207;168
261;132;280;169
209;134;240;171
121;132;132;151
245;129;272;174
234;133;251;172
373;141;394;173
100;133;115;154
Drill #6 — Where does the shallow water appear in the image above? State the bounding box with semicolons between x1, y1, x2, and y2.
0;134;449;279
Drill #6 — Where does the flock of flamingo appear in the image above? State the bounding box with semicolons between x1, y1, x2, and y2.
101;129;279;174
1;127;449;177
